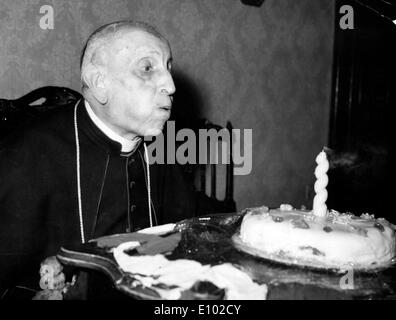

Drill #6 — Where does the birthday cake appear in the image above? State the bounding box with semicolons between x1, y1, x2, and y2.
237;205;395;270
236;151;396;271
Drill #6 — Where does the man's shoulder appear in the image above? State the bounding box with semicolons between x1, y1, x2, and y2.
0;106;76;154
29;105;76;135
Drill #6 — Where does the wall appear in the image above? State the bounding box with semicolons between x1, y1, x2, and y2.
0;0;334;211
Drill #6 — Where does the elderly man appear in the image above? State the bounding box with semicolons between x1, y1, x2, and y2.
0;20;196;299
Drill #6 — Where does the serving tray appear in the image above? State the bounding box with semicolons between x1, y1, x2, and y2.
57;212;396;300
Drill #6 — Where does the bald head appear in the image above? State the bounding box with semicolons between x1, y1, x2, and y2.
80;20;170;91
78;20;175;139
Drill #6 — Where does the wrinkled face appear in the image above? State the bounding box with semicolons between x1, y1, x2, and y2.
103;29;175;138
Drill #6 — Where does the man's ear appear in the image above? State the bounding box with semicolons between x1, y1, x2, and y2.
83;66;108;104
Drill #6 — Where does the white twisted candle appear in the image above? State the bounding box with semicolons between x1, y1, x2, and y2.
313;150;329;217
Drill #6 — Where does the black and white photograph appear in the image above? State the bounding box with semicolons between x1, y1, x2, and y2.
0;0;395;306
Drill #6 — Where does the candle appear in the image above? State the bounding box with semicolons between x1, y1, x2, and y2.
313;150;329;217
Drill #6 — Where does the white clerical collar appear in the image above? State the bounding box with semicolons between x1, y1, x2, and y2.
84;100;140;153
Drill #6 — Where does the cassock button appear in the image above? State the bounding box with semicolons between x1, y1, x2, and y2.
130;205;136;212
129;181;135;189
128;158;135;165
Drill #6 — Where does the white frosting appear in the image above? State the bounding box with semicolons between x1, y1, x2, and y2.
239;205;395;270
113;241;268;300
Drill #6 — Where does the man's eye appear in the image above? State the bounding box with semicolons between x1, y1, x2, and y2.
139;60;154;73
143;64;153;72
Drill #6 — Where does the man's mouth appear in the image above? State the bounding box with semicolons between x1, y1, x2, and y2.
159;105;171;111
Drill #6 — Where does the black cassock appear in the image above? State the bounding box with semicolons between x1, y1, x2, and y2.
0;99;196;296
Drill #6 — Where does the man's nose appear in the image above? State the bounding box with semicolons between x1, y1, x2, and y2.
159;70;176;96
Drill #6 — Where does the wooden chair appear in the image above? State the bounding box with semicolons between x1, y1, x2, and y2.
0;86;82;141
182;119;237;215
